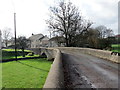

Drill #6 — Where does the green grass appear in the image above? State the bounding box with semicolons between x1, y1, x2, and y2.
111;44;120;47
2;58;52;88
111;44;120;53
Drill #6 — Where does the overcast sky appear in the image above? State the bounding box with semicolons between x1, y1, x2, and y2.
0;0;119;38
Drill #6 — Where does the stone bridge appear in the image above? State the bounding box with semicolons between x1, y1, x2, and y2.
30;47;120;89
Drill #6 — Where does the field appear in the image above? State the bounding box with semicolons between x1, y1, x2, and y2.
2;58;52;88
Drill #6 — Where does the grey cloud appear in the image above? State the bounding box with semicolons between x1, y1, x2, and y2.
79;0;118;34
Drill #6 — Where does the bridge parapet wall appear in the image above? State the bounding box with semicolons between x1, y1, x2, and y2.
43;48;64;88
57;47;119;63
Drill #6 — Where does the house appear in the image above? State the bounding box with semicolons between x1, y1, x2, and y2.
29;34;49;48
49;36;65;47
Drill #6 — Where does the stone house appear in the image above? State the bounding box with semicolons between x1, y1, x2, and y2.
49;36;65;47
29;34;49;48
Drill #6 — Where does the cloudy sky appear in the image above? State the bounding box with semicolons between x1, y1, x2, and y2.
0;0;119;38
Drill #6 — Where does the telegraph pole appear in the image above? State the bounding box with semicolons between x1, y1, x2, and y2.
14;13;17;60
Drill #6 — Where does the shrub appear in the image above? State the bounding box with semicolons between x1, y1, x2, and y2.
27;52;34;56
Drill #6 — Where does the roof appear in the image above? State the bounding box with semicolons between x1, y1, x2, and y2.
49;36;65;42
29;34;44;40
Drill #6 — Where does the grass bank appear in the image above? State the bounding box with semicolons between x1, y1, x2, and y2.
2;58;52;88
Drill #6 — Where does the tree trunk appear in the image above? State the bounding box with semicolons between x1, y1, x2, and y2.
22;48;25;57
65;38;69;47
5;41;7;47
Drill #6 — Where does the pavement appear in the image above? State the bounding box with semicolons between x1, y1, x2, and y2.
62;49;120;88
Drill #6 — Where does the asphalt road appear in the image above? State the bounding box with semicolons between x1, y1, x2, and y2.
62;50;120;88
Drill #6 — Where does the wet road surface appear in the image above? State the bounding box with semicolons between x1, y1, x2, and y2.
62;50;120;88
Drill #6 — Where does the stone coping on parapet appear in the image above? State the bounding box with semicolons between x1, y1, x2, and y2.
42;48;64;88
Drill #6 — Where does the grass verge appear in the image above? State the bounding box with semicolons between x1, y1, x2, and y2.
2;58;52;88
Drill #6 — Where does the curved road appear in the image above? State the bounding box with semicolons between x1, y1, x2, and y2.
62;50;119;88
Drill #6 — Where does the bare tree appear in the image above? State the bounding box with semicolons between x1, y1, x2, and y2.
95;25;107;38
95;25;114;38
47;1;92;46
2;27;12;47
16;36;30;57
105;28;114;37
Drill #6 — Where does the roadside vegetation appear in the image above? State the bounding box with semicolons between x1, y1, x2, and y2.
2;49;38;60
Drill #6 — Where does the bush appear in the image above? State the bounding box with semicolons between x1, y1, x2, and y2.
27;52;34;56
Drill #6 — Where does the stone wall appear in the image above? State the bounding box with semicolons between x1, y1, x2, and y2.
43;48;64;88
57;47;119;63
